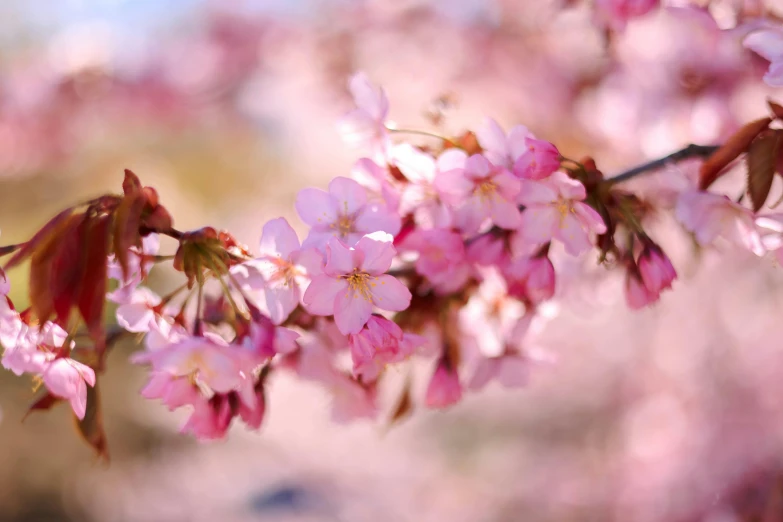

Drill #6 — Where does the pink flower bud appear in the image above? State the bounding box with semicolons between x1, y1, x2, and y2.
638;244;677;295
425;358;462;409
625;270;659;310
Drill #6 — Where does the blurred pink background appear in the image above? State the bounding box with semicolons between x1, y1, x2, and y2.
3;0;783;520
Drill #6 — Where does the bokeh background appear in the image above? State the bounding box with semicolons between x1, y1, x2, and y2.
3;0;783;521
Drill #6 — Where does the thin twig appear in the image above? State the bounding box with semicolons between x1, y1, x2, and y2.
605;144;719;185
387;127;459;147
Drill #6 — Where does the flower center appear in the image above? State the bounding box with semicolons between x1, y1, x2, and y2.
342;270;374;301
270;258;300;287
475;180;497;200
330;215;355;237
556;198;574;224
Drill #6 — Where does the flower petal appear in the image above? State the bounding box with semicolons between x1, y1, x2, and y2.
370;275;411;312
260;217;301;259
333;288;374;334
303;275;345;316
295;188;338;226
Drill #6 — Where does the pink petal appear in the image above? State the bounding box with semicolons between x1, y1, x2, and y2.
744;29;783;62
303;275;346;316
295;188;339;227
557;213;594;255
434;169;474;202
264;284;299;325
348;72;388;121
436;148;468;172
356;236;396;274
370;274;411;312
392;144;436;183
476;118;509;166
116;302;155;333
333;288;374;334
573;202;607;234
507;125;533;162
325;238;361;275
765;61;783;87
551;171;586;200
464;154;493;180
328;177;368;215
519;206;559;244
518;179;558;205
492;169;521;200
496;357;530;388
491;198;522;229
354;203;402;236
259;217;301;259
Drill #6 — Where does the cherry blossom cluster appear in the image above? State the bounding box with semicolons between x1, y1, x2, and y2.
1;12;783;453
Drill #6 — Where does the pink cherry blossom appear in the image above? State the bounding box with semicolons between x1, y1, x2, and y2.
237;381;266;430
475;118;560;179
115;286;162;333
303;234;412;335
392;144;466;229
675;190;764;255
336;72;391;161
140;372;202;410
460;268;526;358
594;0;659;32
41;358;97;420
397;228;472;293
296;176;401;250
134;333;261;410
348;316;425;382
744;28;783;87
516;171;607;256
637;242;677;295
435;153;522;233
181;395;233;441
235;217;322;324
351;157;400;211
503;254;556;304
0;300;96;419
425;358;462;409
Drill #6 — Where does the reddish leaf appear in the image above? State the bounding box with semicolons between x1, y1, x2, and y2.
768;98;783;120
5;207;74;270
75;380;109;461
122;169;142;195
141;205;173;233
29;214;84;323
22;392;63;422
700;117;773;189
50;215;88;325
387;377;413;427
78;215;111;360
747;131;783;212
112;192;145;280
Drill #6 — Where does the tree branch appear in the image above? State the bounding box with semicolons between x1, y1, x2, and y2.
605;144;720;185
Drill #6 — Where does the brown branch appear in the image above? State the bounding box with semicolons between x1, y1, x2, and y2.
604;144;720;185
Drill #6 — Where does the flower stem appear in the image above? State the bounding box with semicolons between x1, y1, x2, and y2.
604;144;719;186
387;127;459;147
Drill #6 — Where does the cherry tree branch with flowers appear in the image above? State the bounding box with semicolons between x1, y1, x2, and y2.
2;0;783;460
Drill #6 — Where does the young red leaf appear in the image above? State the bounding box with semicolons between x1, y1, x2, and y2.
122;169;143;195
29;214;85;323
22;392;63;422
112;192;145;280
700;117;773;190
387;376;413;427
768;98;783;120
50;215;88;325
75;379;109;461
747;131;783;212
5;207;74;270
78;215;111;360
